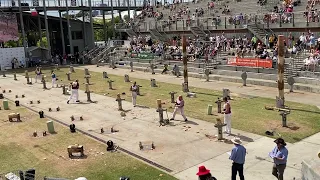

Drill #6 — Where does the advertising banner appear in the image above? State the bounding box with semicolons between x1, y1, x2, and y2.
130;52;154;59
138;52;154;59
228;57;273;68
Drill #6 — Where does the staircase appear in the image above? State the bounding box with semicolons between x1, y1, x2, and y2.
190;26;206;39
125;28;137;37
247;24;266;42
81;46;105;64
91;46;116;64
292;52;308;75
150;28;167;42
284;52;308;79
108;47;129;63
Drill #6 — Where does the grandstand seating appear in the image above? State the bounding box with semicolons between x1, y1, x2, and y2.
99;0;320;93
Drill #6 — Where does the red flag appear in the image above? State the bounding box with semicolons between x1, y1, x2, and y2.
31;8;38;16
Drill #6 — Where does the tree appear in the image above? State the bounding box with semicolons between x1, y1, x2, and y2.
4;34;24;47
37;37;48;48
123;15;129;22
4;40;19;48
93;17;121;41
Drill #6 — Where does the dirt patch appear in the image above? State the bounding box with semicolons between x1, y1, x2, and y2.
264;119;311;133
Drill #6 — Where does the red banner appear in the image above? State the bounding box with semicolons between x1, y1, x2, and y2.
227;57;272;68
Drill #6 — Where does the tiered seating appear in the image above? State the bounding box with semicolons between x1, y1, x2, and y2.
138;0;273;32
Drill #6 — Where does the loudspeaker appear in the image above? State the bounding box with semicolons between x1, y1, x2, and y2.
24;169;35;180
69;124;76;133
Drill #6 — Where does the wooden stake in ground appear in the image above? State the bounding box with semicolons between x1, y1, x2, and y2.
182;36;189;92
277;35;285;108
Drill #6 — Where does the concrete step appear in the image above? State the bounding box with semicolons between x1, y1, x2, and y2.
298;71;320;78
295;77;320;86
137;64;320;85
116;65;320;93
124;60;278;74
216;65;277;74
126;60;207;69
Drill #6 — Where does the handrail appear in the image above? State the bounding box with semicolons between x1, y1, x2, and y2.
134;10;317;32
0;0;145;8
147;10;309;24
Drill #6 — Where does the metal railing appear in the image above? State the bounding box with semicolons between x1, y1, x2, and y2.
134;11;320;32
0;0;145;7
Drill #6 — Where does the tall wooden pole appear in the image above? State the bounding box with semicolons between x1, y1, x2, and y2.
277;35;285;107
66;0;74;55
88;0;95;48
43;0;51;56
18;0;27;61
58;0;66;55
182;36;189;92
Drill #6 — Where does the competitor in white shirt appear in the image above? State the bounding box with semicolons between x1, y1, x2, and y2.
67;79;80;104
130;82;138;107
170;95;188;121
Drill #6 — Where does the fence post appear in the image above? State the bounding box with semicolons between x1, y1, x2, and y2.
183;20;185;30
207;18;208;29
215;19;218;29
176;21;178;30
292;13;295;27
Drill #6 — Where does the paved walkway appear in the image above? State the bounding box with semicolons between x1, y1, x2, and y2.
0;72;319;180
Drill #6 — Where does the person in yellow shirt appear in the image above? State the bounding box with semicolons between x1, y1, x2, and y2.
269;35;275;49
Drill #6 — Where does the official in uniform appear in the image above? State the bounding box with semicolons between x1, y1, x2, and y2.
222;97;232;135
67;79;80;104
130;82;138;107
170;95;188;121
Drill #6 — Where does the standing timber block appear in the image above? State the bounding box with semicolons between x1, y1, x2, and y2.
3;100;9;110
207;104;213;115
47;120;55;133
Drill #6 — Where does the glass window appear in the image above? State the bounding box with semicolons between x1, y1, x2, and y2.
72;31;83;40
